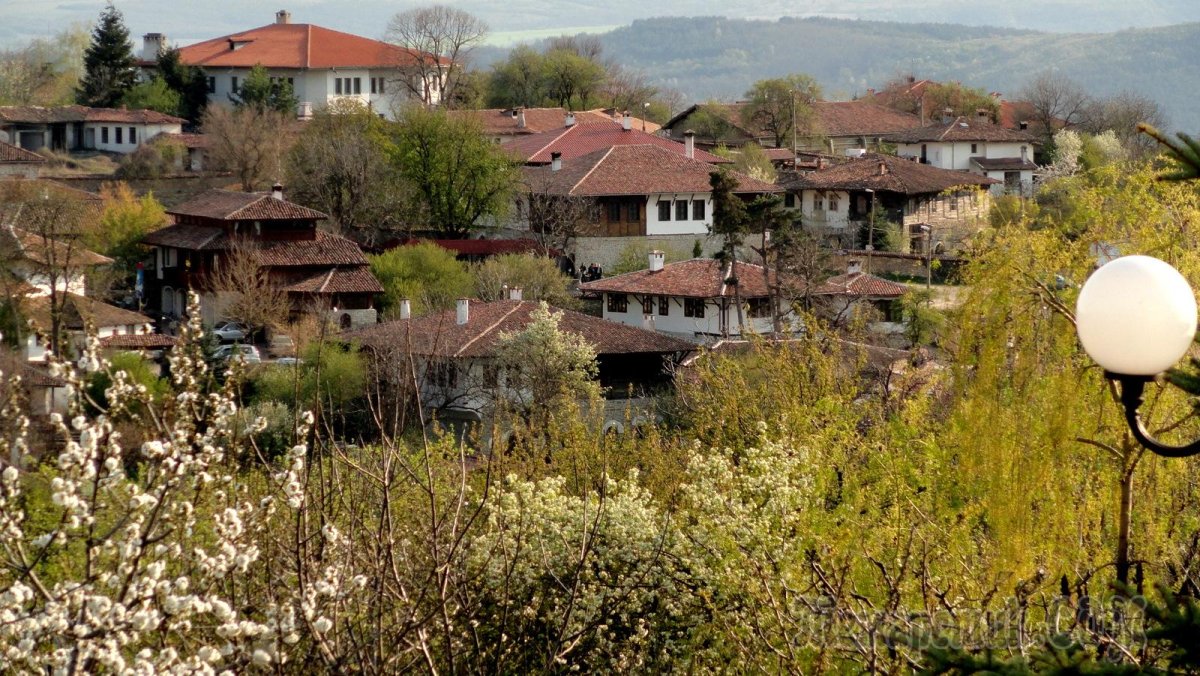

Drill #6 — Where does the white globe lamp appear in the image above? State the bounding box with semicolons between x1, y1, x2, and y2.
1075;255;1197;376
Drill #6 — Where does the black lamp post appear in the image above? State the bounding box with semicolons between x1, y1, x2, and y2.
1076;255;1200;457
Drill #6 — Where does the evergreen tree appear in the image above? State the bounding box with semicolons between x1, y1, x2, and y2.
709;169;751;335
157;48;208;124
229;64;297;114
76;3;137;108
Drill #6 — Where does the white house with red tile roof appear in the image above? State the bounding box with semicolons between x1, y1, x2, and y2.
886;115;1039;196
580;254;800;339
811;260;909;333
0;106;184;154
506;119;731;165
143;10;448;118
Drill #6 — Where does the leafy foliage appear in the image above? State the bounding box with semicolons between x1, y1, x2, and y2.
119;77;181;116
230;64;297;114
471;253;575;307
368;242;473;317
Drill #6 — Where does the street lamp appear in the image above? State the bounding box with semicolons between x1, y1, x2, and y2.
1075;255;1200;457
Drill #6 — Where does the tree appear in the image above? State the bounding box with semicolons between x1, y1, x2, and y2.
120;77;181;115
1020;71;1092;143
471;254;574;307
389;107;519;237
230;64;297;114
201;105;291;191
0;26;88;106
486;45;546;108
89;182;167;291
384;5;488;106
494;300;601;424
598;64;658;114
1082;91;1167;157
709;169;751;335
540;48;605;110
741;74;821;148
285;101;405;243
518;168;595;256
207;238;292;332
922;81;999;121
711;143;777;182
156;48;209;123
368;242;473;317
76;3;137;107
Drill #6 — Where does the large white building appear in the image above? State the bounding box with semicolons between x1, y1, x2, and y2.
144;10;446;119
887;115;1039;196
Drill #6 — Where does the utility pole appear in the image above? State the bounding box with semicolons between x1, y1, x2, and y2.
791;89;797;165
865;188;876;273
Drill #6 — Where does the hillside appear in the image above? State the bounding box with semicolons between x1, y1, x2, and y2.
591;17;1200;132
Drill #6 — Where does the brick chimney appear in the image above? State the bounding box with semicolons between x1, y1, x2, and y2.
683;130;695;159
456;298;469;325
276;9;291;24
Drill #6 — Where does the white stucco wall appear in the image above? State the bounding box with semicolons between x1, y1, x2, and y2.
599;292;775;339
799;189;851;230
86;121;182;153
897;140;1032;171
646;193;712;236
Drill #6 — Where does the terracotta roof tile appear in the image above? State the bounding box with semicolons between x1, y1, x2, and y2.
524;145;778;197
447;107;617;136
23;294;153;332
886;116;1039;143
173;22;445;70
581;258;775;299
505;123;730;164
168;190;328;221
0;353;65;387
349;299;696;358
141;224;225;250
99;334;179;349
812;272;908;298
282;266;384;294
781;153;997;195
0;141;44;163
0;226;112;268
0;105;184;125
255;233;368;266
814;101;924;137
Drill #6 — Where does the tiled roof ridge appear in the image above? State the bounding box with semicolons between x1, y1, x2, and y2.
454;301;525;357
569;146;617;195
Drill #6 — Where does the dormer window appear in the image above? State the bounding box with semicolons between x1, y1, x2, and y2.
229;38;252;51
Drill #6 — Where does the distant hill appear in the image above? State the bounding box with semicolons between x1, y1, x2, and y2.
588;16;1200;132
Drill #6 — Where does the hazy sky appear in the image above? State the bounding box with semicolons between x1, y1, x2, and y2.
1;0;1198;48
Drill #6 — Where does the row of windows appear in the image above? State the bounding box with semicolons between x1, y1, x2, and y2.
813;192;840;212
607;201;641;223
99;126;137;145
370;77;386;94
335;77;361;95
656;199;706;222
202;73;384;96
606;294;709;319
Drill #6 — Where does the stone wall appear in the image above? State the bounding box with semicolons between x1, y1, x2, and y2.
55;173;236;208
571;233;766;271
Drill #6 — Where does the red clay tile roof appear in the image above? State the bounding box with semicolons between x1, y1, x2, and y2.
781;153;997;195
580;258;775;299
812;272;908;298
168;190;328;221
448;108;617;136
971;157;1038;171
761;148;795;161
23;294;153;332
255;233;369;266
0;105;184;125
0;353;65;388
505;123;730;165
99;333;179;349
282;266;384;294
0;141;44;163
349;299;696;358
0;226;113;268
523;144;779;198
141;224;225;250
814;101;924;137
887;116;1038;143
173;22;444;69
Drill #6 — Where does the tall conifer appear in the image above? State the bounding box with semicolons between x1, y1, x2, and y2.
77;3;137;107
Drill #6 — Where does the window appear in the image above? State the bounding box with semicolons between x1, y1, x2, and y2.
970;143;978;154
371;77;378;94
657;200;671;221
431;362;457;388
626;201;639;222
643;296;654;314
607;202;622;222
814;193;824;211
692;199;706;220
206;76;216;93
748;297;772;318
684;298;706;318
949;193;958;211
483;363;499;388
353;77;362;94
162;247;177;268
828;194;839;212
607;293;629;313
335;78;343;95
101;126;109;144
115;127;123;144
129;127;136;144
784;193;796;208
373;77;386;94
675;199;689;221
231;76;239;93
658;295;669;316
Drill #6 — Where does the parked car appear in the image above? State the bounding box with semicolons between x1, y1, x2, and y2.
274;357;303;366
211;321;250;343
212;344;262;364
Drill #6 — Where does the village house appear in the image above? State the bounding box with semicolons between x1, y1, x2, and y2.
660;100;924;155
0;141;44;178
0;106;185;155
579;253;798;340
517;142;776;269
348;296;695;437
143;10;446;119
505;113;730;166
886;114;1039;196
779;153;997;253
448;107;659;145
810;259;909;334
140;187;383;330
